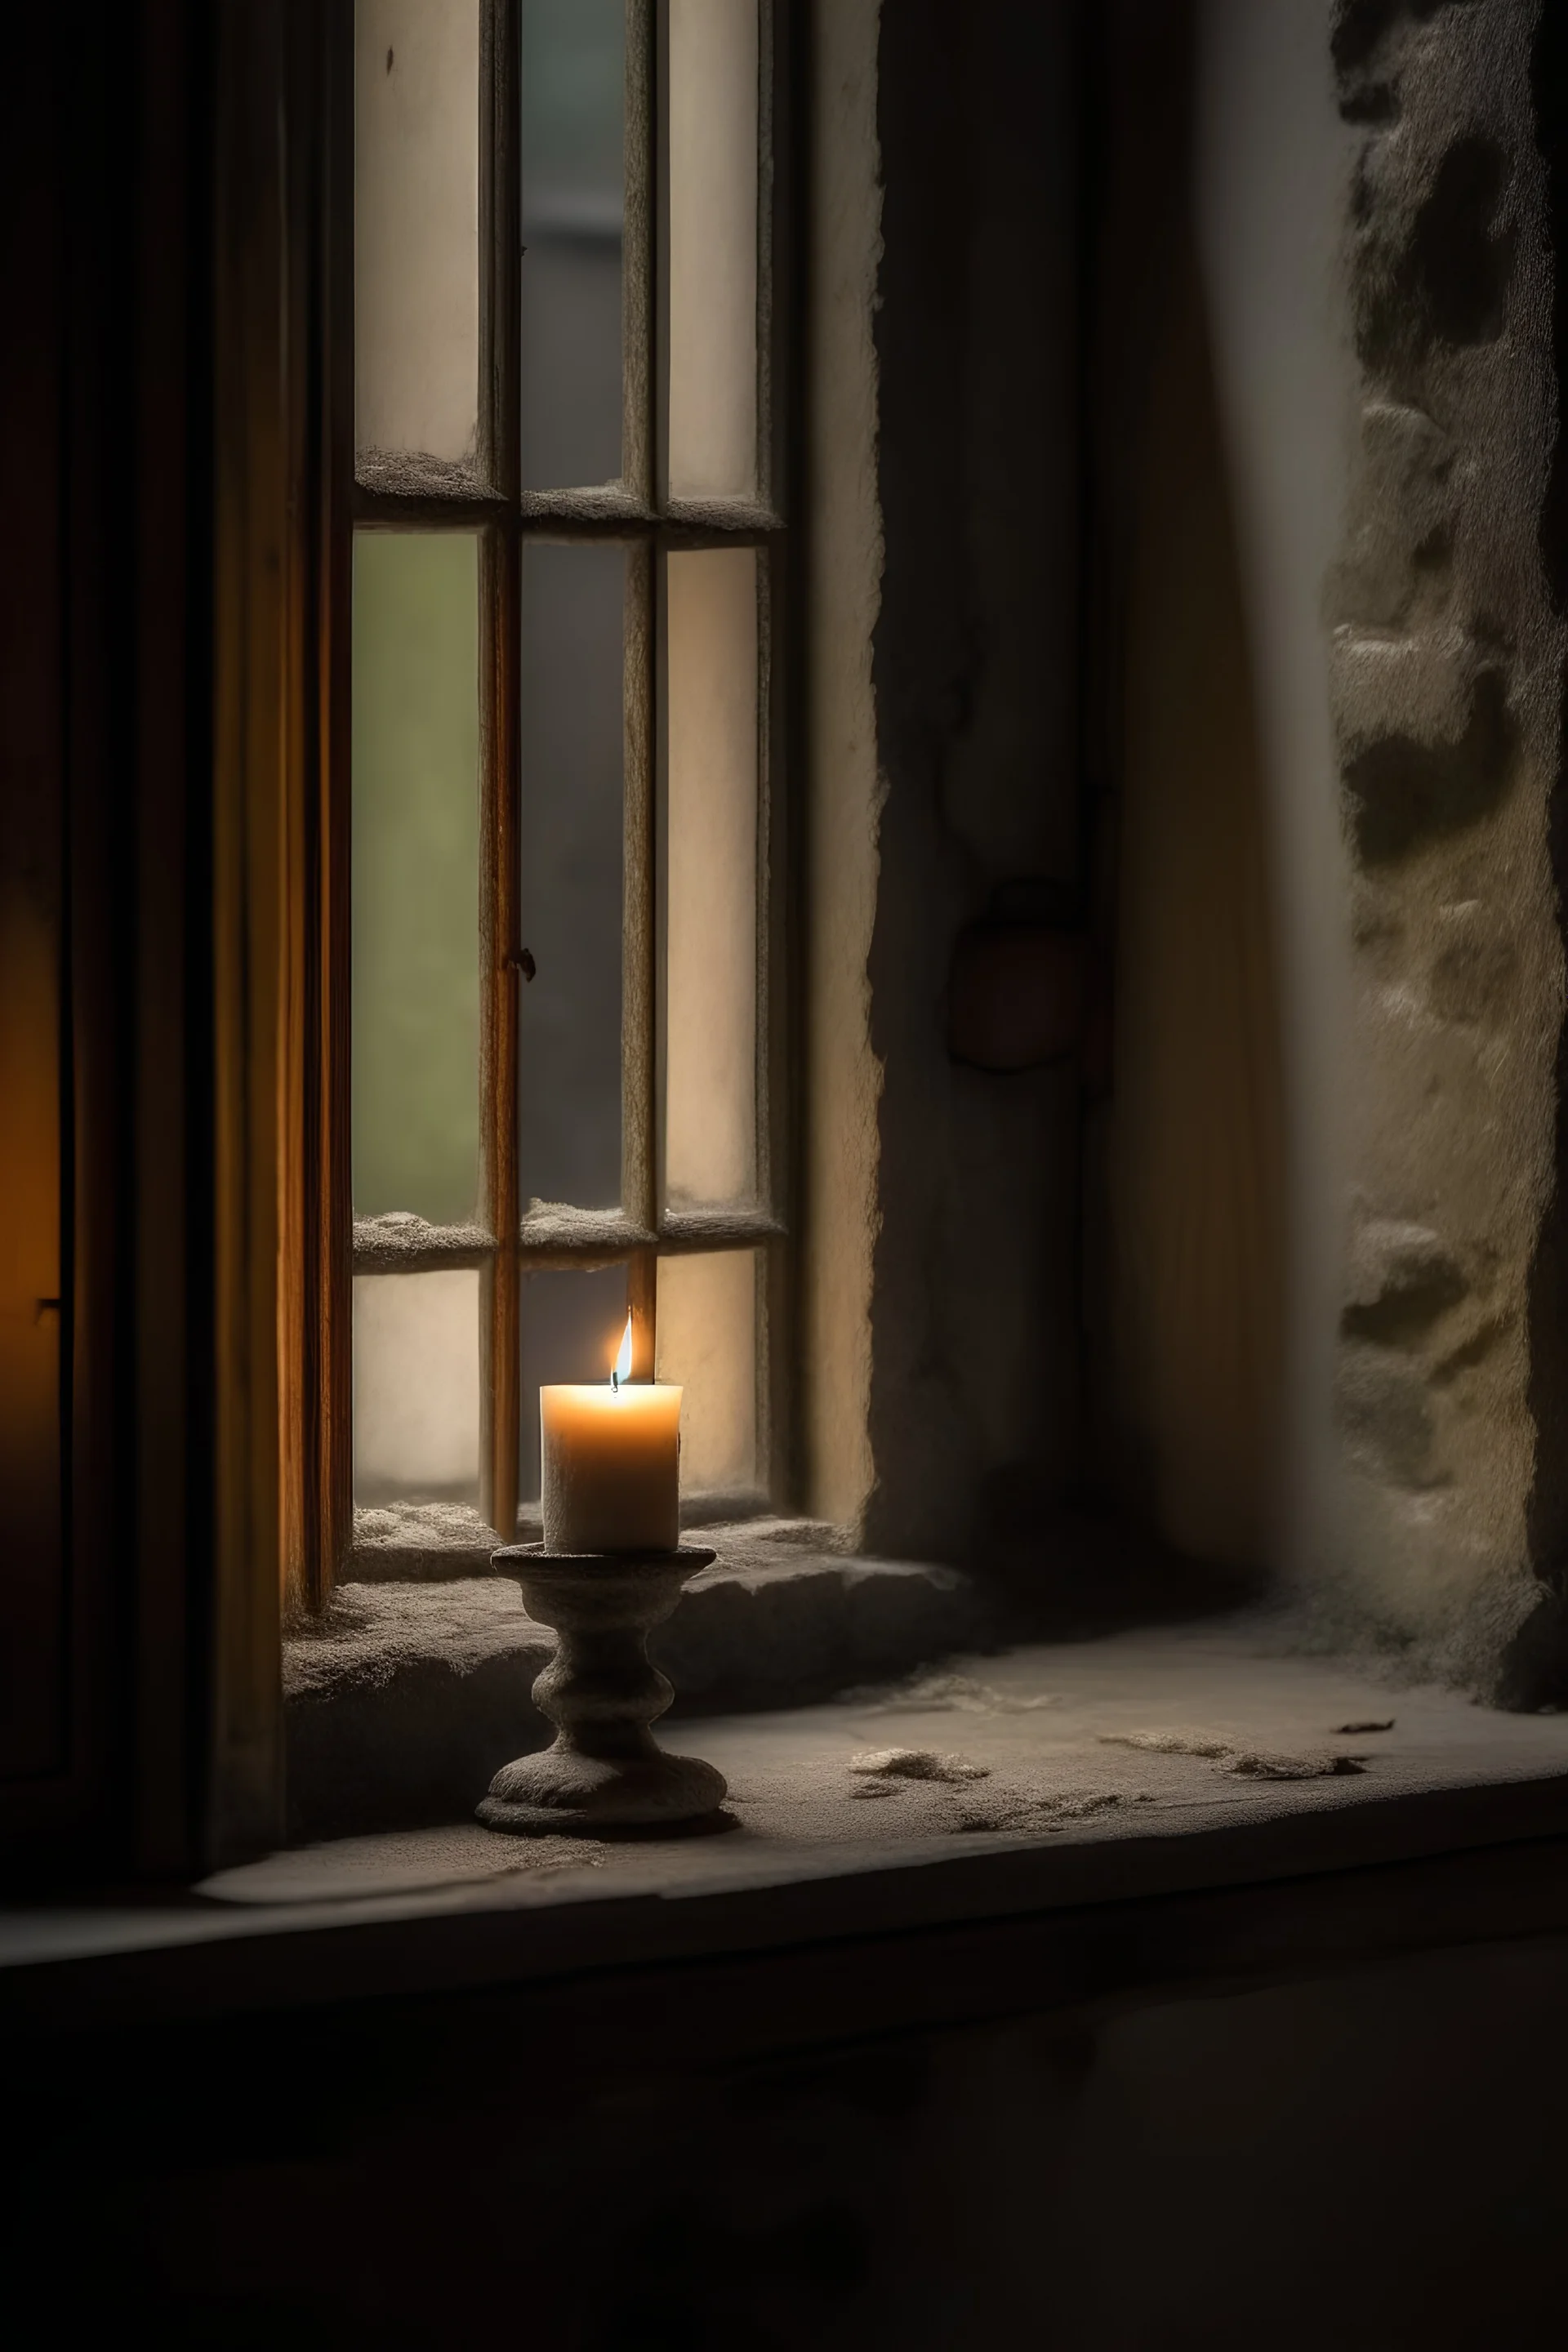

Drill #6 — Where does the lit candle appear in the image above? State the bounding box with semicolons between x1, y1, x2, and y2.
540;1314;682;1552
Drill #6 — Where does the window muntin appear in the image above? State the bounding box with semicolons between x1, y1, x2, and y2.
349;0;785;1548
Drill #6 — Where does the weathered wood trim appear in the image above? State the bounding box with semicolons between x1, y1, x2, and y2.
623;0;656;509
208;0;292;1857
318;0;357;1611
127;0;201;1873
623;539;657;1244
269;0;355;1630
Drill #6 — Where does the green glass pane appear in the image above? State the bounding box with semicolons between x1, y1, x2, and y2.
353;531;481;1223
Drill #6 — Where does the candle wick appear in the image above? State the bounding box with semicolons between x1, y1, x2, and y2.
611;1367;620;1394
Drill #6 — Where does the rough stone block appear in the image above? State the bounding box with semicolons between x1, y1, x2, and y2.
1342;1220;1469;1348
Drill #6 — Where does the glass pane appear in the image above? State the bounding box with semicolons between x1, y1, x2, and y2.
656;1250;758;1499
355;0;480;469
668;0;759;501
520;0;626;490
665;547;758;1207
519;1263;630;1503
354;1270;480;1507
353;532;481;1225
519;541;626;1211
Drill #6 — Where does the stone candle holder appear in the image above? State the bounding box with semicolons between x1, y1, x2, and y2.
476;1544;727;1834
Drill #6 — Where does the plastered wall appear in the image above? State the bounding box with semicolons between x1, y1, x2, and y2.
860;0;1084;1561
802;0;1084;1556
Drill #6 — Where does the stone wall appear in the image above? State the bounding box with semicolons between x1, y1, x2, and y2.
1092;0;1568;1694
807;0;1568;1694
1326;0;1566;1690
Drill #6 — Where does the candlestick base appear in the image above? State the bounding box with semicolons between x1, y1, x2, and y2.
477;1546;727;1834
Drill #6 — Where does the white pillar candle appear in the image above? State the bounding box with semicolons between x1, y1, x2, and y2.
540;1316;682;1552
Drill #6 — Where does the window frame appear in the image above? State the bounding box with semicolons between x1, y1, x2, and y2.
325;0;795;1596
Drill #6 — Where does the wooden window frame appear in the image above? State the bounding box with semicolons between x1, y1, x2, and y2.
298;0;794;1608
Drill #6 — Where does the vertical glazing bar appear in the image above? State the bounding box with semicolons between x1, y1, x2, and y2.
649;3;669;1408
479;519;519;1539
753;545;773;1215
648;3;668;1383
624;539;655;1238
764;2;792;1503
623;0;654;506
761;541;792;1499
627;1250;658;1385
756;0;775;508
653;0;670;508
653;539;670;1236
633;1;661;1375
481;0;521;1536
755;542;786;1497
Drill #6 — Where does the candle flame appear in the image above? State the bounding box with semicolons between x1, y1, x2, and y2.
612;1311;634;1392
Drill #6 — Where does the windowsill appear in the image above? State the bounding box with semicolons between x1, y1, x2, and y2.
346;1495;814;1579
7;1619;1568;2033
287;1520;994;1842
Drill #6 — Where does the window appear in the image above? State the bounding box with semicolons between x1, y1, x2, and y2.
346;0;788;1563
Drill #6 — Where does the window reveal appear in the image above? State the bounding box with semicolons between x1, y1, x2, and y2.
348;0;786;1553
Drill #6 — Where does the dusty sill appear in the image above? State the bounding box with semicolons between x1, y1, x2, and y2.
11;1624;1568;2037
286;1515;997;1842
348;1494;809;1579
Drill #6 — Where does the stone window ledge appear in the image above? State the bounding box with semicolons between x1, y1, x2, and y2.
286;1521;996;1843
7;1622;1568;2037
347;1500;826;1583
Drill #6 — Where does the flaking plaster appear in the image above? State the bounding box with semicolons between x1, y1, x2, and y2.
861;0;1084;1563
